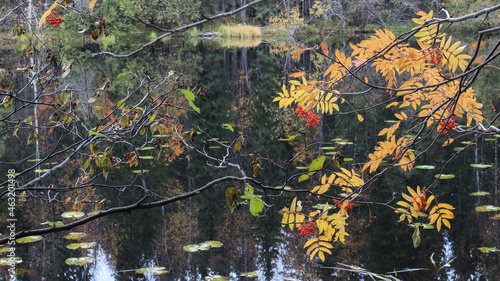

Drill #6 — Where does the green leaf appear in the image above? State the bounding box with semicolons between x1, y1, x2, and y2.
180;89;195;102
241;187;264;217
278;135;298;141
412;226;422;248
298;174;309;182
117;73;129;79
222;123;234;132
309;156;326;172
415;165;435;170
470;191;490;196
117;98;126;109
477;247;500;253
89;131;109;139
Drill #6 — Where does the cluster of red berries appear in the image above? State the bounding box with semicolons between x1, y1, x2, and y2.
392;151;402;161
297;221;318;237
412;192;427;211
438;114;458;135
295;105;321;127
333;199;354;211
46;10;65;27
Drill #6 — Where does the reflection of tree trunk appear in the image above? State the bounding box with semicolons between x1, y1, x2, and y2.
241;0;247;24
242;47;249;90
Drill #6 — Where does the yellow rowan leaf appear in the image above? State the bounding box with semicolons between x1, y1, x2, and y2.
290;197;297;212
438;203;455;210
290;72;306;78
320;42;329;57
310;248;319;261
436;218;442;231
442;219;451;229
89;0;100;12
442;138;454;147
318;251;325;262
357;114;364;122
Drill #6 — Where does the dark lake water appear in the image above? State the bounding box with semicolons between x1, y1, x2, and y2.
1;35;499;280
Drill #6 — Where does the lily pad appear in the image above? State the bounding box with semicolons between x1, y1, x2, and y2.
86;210;103;216
415;165;435;170
470;164;493;168
435;174;455;179
0;257;22;266
312;204;334;210
319;146;336;150
205;276;229;281
478;247;499;253
384;120;399;123
343;158;353;162
34;169;50;173
296;166;309;170
485;138;497;141
454;147;465;151
461;141;475;145
132;170;149;173
61;211;85;219
138;156;154;159
469;191;490;196
63;232;87;240
66;242;96;250
240;271;259;278
475;205;500;212
16;235;42;244
489;214;500;220
209;146;221;149
183;240;223;252
136;267;169;275
336;141;353;145
65;257;94;266
41;220;64;226
0;247;10;253
139;147;155;150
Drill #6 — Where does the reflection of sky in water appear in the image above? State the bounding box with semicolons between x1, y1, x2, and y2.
90;246;115;281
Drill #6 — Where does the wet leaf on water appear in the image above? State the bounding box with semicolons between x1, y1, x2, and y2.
61;211;85;219
41;220;64;226
139;146;155;150
205;276;229;281
135;267;169;275
0;257;22;266
415;165;435;170
66;242;96;250
87;210;103;216
469;191;490;196
0;247;10;253
470;164;493;168
477;247;499;253
240;271;259;278
489;214;500;220
278;134;298;141
34;169;50;173
434;174;455;179
16;235;42;244
132;170;149;173
63;232;87;240
183;240;223;252
475;205;500;212
138;156;154;159
183;244;200;252
65;257;94;266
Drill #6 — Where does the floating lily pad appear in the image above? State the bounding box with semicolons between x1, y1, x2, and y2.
16;235;42;244
205;276;229;281
478;247;499;253
65;257;94;266
319;146;336;150
183;240;223;252
0;257;22;266
209;146;221;149
152;135;169;138
240;271;259;278
132;170;149;173
475;205;500;212
66;242;96;250
461;141;475;145
296;166;309;170
435;174;455;179
336;141;353;145
136;267;168;275
34;169;50;173
489;214;500;220
343;158;353;162
63;232;87;240
27;159;42;162
384;120;399;123
470;191;491;196
86;210;103;216
454;147;465;151
41;220;64;227
485;138;497;141
139;156;154;159
61;211;85;219
470;164;493;168
139;147;155;150
415;165;435;170
0;247;9;253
